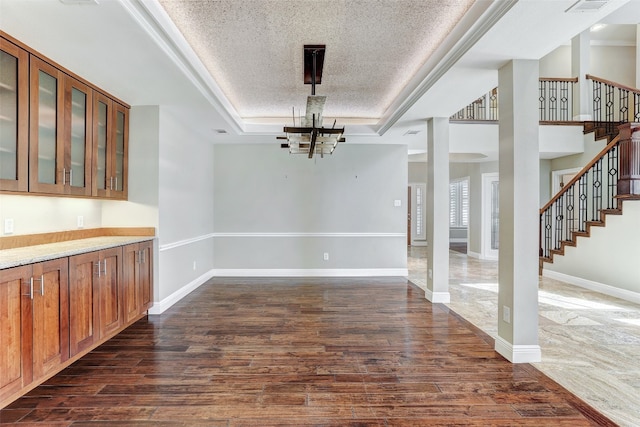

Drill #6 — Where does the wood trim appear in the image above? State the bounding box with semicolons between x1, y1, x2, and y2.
586;74;640;95
0;227;155;250
0;31;130;108
539;77;579;83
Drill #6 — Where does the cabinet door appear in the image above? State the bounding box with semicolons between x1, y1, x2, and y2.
29;56;65;194
0;265;33;402
92;92;112;198
138;241;153;313
69;251;99;356
31;258;69;381
123;241;153;324
64;76;93;196
0;37;28;192
111;102;128;199
97;247;123;339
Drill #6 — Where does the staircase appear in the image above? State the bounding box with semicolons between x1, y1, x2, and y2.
539;122;640;272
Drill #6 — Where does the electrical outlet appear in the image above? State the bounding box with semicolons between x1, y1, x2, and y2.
193;261;197;270
323;252;329;261
503;306;511;324
77;215;84;228
4;218;14;234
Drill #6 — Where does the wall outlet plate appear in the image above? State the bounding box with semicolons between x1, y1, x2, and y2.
4;218;14;234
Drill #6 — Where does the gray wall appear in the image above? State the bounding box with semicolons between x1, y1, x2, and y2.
213;144;408;273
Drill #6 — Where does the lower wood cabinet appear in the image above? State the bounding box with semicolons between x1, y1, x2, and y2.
0;258;69;404
1;239;153;408
68;246;123;357
123;241;153;323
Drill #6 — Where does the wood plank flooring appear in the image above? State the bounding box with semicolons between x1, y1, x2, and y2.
0;277;615;426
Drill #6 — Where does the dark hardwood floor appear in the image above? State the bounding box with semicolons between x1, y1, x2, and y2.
1;277;615;426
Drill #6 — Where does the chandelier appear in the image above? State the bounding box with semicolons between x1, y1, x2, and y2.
278;45;345;159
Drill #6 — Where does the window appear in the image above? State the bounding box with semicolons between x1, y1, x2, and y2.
449;178;469;228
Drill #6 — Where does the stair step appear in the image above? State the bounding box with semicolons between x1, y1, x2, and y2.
586;220;604;228
601;209;622;215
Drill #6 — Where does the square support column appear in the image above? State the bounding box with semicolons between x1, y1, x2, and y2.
496;60;541;363
425;117;450;303
572;30;592;120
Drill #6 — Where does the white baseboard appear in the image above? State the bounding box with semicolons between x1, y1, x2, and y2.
425;289;451;303
542;269;640;305
494;336;541;363
212;268;408;277
148;269;216;315
410;241;428;247
467;250;481;259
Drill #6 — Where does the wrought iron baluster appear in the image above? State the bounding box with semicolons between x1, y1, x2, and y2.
606;143;619;210
592;80;602;122
578;174;588;232
539;80;546;121
554;197;564;250
619;88;629;123
543;209;552;257
565;184;575;241
635;93;640;122
592;158;603;221
549;81;558;121
560;81;569;121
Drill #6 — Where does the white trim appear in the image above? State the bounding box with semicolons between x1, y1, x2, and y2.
159;233;215;252
212;268;408;277
542;269;640;305
213;232;405;238
467;250;481;259
449;238;468;243
481;172;500;260
411;241;428;247
494;336;541;363
148;269;216;314
425;289;451;303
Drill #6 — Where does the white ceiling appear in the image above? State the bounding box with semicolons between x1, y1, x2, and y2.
0;0;638;150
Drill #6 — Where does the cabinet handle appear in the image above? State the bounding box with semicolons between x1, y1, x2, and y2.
142;249;145;264
103;259;107;276
115;176;118;191
62;168;66;185
24;277;34;299
109;176;113;190
33;275;44;296
69;168;73;186
95;261;101;277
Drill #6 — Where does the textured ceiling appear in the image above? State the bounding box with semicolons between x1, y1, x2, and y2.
158;0;475;123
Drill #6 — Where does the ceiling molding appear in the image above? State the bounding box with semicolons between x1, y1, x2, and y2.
120;0;245;134
376;0;518;136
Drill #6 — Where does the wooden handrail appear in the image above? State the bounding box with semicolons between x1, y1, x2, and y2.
540;132;621;213
539;77;579;83
586;74;640;95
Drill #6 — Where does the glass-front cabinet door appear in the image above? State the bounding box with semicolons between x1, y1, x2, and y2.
64;76;92;196
112;102;128;199
29;56;65;194
0;38;28;192
93;92;128;199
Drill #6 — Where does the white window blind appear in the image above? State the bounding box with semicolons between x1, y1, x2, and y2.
449;178;469;227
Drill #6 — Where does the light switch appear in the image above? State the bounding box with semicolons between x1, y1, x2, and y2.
394;199;401;207
4;218;14;234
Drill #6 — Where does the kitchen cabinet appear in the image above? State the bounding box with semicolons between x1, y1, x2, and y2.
122;241;153;323
93;93;128;199
0;37;28;192
68;246;123;356
0;258;69;403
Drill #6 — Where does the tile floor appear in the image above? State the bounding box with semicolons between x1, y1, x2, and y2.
407;246;640;427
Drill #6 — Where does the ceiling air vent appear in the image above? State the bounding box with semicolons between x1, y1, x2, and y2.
566;0;609;13
404;130;420;136
59;0;99;4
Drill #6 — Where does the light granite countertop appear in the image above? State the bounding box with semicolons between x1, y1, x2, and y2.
0;236;154;270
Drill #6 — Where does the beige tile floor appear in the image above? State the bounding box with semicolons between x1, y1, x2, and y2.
407;246;640;427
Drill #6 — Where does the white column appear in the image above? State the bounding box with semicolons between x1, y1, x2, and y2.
636;24;640;88
495;60;541;363
425;117;450;303
572;30;591;120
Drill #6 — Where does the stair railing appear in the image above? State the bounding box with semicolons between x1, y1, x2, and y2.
539;132;621;260
539;77;578;122
587;74;640;134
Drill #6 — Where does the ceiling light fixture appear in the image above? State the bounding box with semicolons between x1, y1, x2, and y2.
278;45;345;159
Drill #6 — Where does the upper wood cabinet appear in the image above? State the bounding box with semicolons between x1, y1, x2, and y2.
93;93;128;199
0;31;129;199
0;37;29;192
